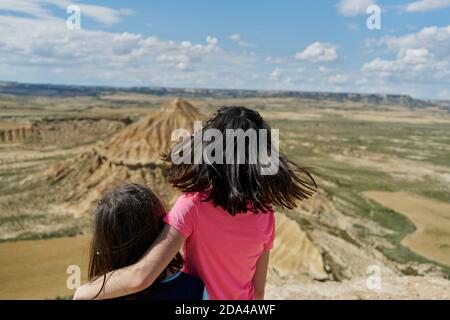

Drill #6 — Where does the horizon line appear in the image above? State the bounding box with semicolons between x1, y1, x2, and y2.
0;79;446;102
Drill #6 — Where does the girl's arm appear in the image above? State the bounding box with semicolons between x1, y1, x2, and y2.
73;225;184;300
252;250;270;300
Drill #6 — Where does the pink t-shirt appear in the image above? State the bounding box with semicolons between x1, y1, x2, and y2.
163;192;275;300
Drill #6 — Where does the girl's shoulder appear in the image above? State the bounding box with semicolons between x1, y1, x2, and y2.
170;192;208;215
179;191;209;203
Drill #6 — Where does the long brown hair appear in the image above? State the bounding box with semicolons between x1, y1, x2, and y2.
163;106;317;215
88;183;182;299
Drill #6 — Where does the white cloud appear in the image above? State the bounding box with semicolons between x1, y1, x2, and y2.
228;33;254;47
399;47;433;64
46;0;134;26
319;66;333;73
229;34;241;42
270;68;284;79
0;1;448;98
295;42;338;63
0;0;52;18
0;2;261;89
337;0;377;16
265;56;285;64
361;25;450;92
352;24;450;98
206;36;219;48
76;4;133;26
0;0;133;26
380;25;450;57
405;0;450;12
328;74;350;84
362;48;433;73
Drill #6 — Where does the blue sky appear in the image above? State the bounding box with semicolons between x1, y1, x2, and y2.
0;0;450;99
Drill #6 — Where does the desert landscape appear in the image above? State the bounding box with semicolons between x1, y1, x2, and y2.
0;82;449;299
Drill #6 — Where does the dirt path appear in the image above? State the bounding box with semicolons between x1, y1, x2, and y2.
0;236;89;299
364;191;450;267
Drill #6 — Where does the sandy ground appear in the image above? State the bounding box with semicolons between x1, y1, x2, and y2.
329;109;450;124
262;107;450;124
266;275;450;300
333;153;450;184
0;236;89;299
260;110;323;121
364;191;450;267
270;213;327;280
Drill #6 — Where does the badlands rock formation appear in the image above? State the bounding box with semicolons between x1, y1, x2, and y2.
44;97;448;298
269;212;328;281
48;98;205;215
0;124;34;143
46;98;333;282
0;119;124;147
103;98;204;166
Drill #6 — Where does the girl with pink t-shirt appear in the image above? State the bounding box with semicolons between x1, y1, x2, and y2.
75;106;316;300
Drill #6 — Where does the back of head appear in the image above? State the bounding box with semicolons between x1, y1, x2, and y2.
164;106;317;215
88;183;181;282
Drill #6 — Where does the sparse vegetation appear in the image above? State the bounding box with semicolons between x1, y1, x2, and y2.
1;90;450;298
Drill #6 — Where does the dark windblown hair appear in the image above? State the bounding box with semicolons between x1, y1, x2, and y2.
88;183;183;299
163;106;317;215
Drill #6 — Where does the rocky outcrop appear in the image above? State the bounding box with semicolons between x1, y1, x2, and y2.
268;194;450;299
282;187;450;281
47;98;205;215
284;190;400;281
269;213;329;281
0;125;34;143
0;119;125;147
103;98;204;166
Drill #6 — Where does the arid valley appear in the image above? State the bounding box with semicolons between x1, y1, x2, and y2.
1;83;449;299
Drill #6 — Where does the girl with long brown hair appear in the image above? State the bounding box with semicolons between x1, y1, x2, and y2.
75;106;315;300
87;183;207;300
